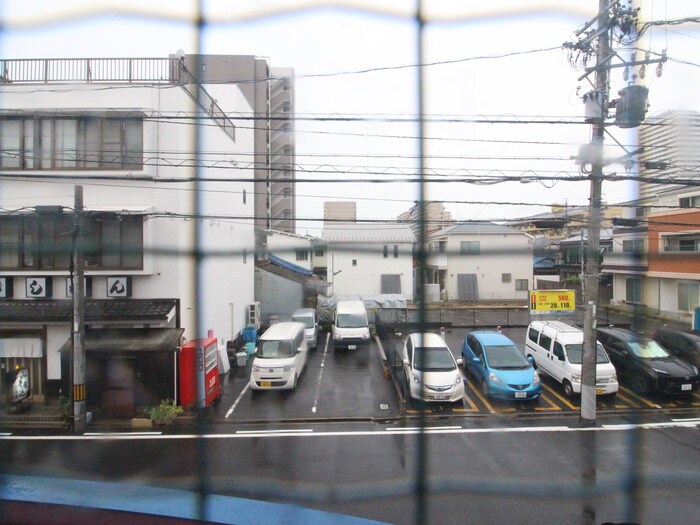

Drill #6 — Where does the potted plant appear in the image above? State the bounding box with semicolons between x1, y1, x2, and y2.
147;398;183;426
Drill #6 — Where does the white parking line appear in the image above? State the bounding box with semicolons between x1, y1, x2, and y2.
225;382;250;418
311;333;330;414
236;429;313;434
2;419;698;441
84;432;163;436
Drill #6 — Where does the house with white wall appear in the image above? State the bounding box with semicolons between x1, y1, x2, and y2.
263;229;315;272
0;55;256;416
322;223;416;300
426;223;533;301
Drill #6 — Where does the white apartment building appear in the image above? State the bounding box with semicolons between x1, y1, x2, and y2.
322;223;415;300
0;55;256;414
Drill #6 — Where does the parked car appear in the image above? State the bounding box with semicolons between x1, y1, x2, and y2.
653;326;700;369
249;322;308;391
525;321;618;398
291;308;320;350
462;331;541;401
402;332;465;404
597;326;700;396
332;300;371;350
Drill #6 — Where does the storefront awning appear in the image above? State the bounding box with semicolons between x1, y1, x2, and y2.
0;338;43;358
85;328;184;353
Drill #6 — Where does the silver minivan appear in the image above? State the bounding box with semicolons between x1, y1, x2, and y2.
291;308;319;350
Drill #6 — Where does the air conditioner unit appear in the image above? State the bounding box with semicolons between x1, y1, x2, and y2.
247;302;261;329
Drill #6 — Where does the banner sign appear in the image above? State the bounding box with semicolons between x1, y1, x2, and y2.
529;289;576;314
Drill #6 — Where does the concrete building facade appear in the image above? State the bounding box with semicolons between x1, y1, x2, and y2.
0;55;256;414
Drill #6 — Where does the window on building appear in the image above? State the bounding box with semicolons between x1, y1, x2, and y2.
663;234;700;252
622;239;645;254
0;115;143;170
314;248;324;257
352;259;357;267
393;244;399;258
242;190;246;204
678;281;700;312
295;249;309;261
460;241;480;255
679;195;700;208
625;276;642;303
381;274;401;294
515;279;528;291
502;273;512;283
243;249;247;264
563;246;581;264
0;212;143;271
383;245;388;258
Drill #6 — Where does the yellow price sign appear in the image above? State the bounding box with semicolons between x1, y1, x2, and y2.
529;289;576;313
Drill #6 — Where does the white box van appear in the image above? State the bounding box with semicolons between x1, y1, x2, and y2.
525;320;618;397
249;321;308;390
332;300;371;350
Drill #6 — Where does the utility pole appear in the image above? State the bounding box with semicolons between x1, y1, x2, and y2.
566;1;666;425
579;0;610;426
71;185;87;434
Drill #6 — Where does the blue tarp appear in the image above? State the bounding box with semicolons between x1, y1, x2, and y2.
268;254;314;277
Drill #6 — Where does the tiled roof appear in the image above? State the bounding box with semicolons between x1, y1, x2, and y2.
322;223;416;243
0;299;178;323
432;222;525;236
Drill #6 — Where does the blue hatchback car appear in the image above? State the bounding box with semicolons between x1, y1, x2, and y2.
462;331;542;401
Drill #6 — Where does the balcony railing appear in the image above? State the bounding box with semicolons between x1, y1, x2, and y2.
0;57;235;141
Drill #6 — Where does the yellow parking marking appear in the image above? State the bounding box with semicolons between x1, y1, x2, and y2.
468;381;497;414
612;390;641;408
454;391;480;413
542;383;578;410
618;386;660;408
534;393;561;411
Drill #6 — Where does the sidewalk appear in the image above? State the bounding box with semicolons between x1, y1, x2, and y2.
0;399;68;431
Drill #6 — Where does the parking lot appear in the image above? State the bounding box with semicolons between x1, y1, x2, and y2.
216;325;700;423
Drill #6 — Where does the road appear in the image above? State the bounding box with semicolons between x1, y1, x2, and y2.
1;416;699;524
1;324;699;524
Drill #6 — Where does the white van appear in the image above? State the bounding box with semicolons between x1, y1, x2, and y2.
332;300;371;350
525;320;618;398
249;321;308;390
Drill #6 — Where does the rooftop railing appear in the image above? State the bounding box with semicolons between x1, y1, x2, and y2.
0;57;235;141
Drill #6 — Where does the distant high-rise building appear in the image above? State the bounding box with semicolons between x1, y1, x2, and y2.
638;110;700;210
397;201;453;237
324;201;357;227
184;56;295;234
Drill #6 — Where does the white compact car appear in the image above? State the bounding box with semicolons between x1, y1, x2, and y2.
402;332;465;404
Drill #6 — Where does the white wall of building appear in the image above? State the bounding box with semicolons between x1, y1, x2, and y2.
445;233;533;301
327;242;414;300
265;231;314;271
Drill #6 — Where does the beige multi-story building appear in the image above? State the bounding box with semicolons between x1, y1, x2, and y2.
397;201;453;238
323;201;357;226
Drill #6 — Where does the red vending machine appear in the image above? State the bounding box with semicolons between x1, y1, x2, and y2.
179;337;221;409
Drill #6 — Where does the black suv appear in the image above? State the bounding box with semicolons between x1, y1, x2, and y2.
653;326;700;369
596;326;700;396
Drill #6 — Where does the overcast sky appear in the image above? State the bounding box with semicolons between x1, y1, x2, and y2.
2;1;699;234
